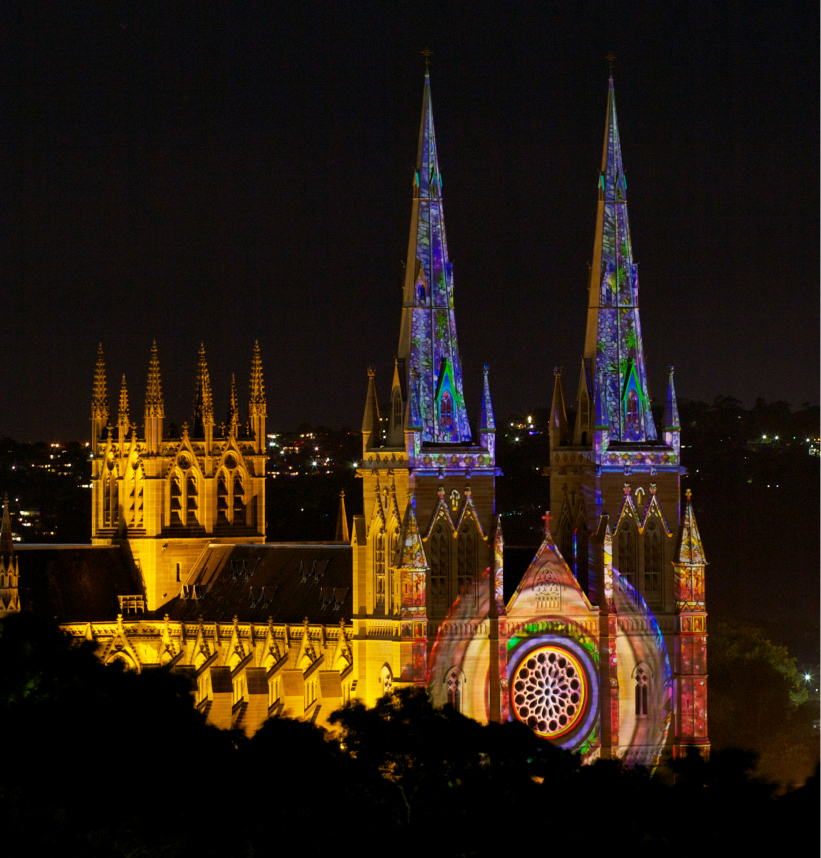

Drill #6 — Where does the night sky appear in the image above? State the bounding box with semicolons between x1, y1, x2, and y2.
1;1;817;442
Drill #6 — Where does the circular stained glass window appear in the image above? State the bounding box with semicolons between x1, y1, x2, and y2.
511;646;587;739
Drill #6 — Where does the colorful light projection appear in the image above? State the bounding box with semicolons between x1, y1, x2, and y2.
507;624;600;754
592;79;656;444
612;569;673;767
403;74;472;445
510;645;587;739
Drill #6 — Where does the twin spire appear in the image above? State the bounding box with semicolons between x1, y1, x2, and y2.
581;75;658;444
395;71;474;445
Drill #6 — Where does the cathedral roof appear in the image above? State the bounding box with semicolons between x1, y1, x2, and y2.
15;545;145;622
162;543;353;624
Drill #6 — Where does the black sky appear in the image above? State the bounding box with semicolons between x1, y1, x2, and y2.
1;1;817;441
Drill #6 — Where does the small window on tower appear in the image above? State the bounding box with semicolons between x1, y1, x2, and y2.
624;390;640;439
439;391;454;434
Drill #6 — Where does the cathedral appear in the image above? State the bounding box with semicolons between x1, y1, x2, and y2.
1;71;708;762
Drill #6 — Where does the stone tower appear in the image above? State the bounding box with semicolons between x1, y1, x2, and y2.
548;75;709;759
91;341;268;611
351;71;504;718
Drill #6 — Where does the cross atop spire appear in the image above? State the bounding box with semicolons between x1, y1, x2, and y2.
582;75;656;444
396;72;471;444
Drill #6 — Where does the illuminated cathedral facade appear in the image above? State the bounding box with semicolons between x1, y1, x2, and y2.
4;72;707;761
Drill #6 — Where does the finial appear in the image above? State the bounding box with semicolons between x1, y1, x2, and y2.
421;47;432;69
685;488;692;500
554;366;562;378
541;510;552;534
483;363;490;376
605;52;616;78
367;366;375;379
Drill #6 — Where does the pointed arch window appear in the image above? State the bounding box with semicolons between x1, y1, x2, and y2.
217;473;229;524
580;392;590;444
439;391;454;435
635;665;650;716
170;474;183;525
392;390;403;432
644;519;663;604
457;522;478;601
445;668;465;713
380;664;393;696
617;521;637;589
233;474;245;525
186;474;199;526
624;390;640;439
428;521;451;618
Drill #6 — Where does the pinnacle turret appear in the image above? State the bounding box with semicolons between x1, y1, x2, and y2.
227;373;240;436
334;491;349;543
144;341;165;419
478;365;496;433
396;72;471;444
549;367;569;449
582;76;656;444
193;343;214;436
248;340;266;417
92;343;109;422
361;367;381;453
676;489;707;567
118;375;129;425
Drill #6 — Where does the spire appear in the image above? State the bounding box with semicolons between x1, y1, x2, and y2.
118;375;129;425
549;367;569;448
478;365;496;433
92;343;109;420
192;343;214;437
583;76;656;443
248;341;267;452
361;367;381;453
334;491;349;542
248;340;266;416
396;72;471;444
144;341;165;419
664;366;680;430
676;489;707;567
395;495;427;571
144;341;165;453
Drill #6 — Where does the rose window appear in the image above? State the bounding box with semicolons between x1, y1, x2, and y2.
511;646;587;738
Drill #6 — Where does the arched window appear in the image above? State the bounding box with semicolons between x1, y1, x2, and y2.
170;474;183;525
635;665;650;716
217;473;229;524
186;474;198;526
445;668;465;712
624;390;640;439
428;521;451;619
457;523;477;601
439;391;454;434
617;521;637;588
233;474;245;525
580;392;590;442
644;519;663;603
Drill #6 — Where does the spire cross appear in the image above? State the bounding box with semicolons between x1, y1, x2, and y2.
421;48;432;68
605;52;616;76
542;510;552;534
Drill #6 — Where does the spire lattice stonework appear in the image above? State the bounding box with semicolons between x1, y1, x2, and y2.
144;341;165;419
584;77;656;443
193;343;214;435
397;73;471;444
248;340;266;417
92;344;109;422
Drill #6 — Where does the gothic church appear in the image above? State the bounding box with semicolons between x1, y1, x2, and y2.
1;72;708;762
